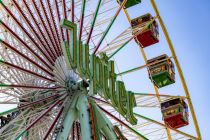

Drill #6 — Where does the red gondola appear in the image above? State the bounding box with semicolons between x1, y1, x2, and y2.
131;13;159;48
161;98;189;129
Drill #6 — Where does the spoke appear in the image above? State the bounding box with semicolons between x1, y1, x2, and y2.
54;0;65;42
72;0;75;23
19;94;61;109
134;113;197;140
98;105;149;140
0;84;59;90
0;102;18;104
0;2;54;67
93;0;128;54
0;20;53;71
108;20;155;59
28;0;58;59
0;59;55;82
15;97;65;139
62;0;70;43
11;0;56;62
117;56;172;76
86;0;102;45
43;106;64;140
134;93;186;99
0;107;18;116
39;0;60;57
78;0;87;41
0;40;54;76
46;0;62;55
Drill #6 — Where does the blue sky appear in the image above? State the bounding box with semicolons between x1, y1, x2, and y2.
113;0;210;139
153;1;210;139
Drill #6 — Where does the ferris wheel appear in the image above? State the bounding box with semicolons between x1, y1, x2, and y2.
0;0;202;140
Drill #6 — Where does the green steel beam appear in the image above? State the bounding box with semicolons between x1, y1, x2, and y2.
133;92;186;98
86;0;103;45
0;107;18;116
117;65;142;76
0;83;10;87
56;92;92;140
0;58;4;63
93;0;128;54
0;0;3;5
77;93;92;140
134;113;163;124
108;19;155;59
56;105;78;139
117;55;172;76
108;39;130;60
126;125;148;140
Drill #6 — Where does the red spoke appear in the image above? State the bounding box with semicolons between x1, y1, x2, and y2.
46;0;62;55
15;97;65;139
39;0;60;57
78;0;86;41
0;21;53;70
2;61;55;82
98;105;132;132
0;3;54;66
63;0;70;44
72;0;75;23
19;94;60;109
12;0;56;62
22;0;57;60
0;40;54;77
32;1;59;58
43;106;64;140
54;0;65;42
76;122;81;139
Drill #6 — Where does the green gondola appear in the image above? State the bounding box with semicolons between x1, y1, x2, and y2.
117;0;141;9
147;54;175;88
